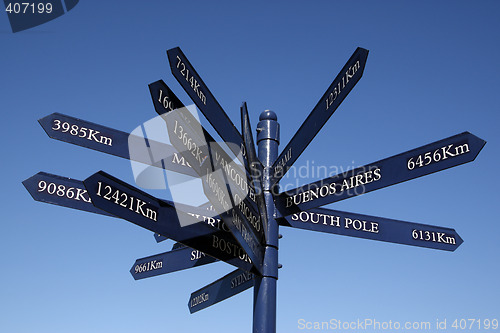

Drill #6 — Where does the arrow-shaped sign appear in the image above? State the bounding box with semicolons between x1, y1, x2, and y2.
241;102;268;239
166;47;247;166
130;246;219;280
22;171;232;247
275;132;486;216
83;171;257;273
279;207;463;251
159;100;265;274
148;81;260;222
23;172;114;217
188;269;255;313
156;202;218;243
272;47;369;184
38;112;197;177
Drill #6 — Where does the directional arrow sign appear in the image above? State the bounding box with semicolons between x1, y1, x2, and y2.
279;207;463;251
23;171;231;246
149;81;258;218
23;172;114;217
155;202;219;243
23;171;216;226
272;47;369;184
39;112;197;177
241;102;268;239
83;171;257;273
166;47;247;166
160;103;265;273
188;269;255;313
276;132;486;216
130;246;218;280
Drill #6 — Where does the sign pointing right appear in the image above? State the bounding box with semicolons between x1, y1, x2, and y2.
276;132;486;216
272;47;369;184
279;207;463;251
188;269;255;313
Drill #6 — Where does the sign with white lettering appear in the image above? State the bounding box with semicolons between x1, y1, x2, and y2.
22;172;233;244
38;113;197;177
166;47;247;166
23;172;114;217
148;79;185;116
130;246;218;280
23;46;487;329
241;102;268;238
161;104;265;274
188;268;255;313
149;81;260;221
156;203;218;243
272;48;369;184
83;171;256;273
275;132;486;217
279;207;462;251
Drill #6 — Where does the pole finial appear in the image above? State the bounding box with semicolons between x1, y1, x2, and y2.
260;110;277;121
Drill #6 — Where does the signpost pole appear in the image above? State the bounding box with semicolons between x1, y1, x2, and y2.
253;110;280;333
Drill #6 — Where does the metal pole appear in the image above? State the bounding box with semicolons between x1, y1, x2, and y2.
254;110;280;333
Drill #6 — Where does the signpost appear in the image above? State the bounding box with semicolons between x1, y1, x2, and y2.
24;46;486;333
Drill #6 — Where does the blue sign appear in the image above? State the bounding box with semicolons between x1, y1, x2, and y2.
23;172;114;217
276;132;486;217
131;246;218;280
188;269;255;313
4;0;79;33
241;102;268;239
83;171;257;273
148;80;185;116
156;203;218;243
272;47;369;184
279;207;463;251
157;98;265;274
166;47;247;167
38;112;197;177
149;81;259;216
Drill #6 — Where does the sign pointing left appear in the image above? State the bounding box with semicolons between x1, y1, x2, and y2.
167;47;247;166
38;112;197;177
83;171;257;273
131;246;218;280
23;172;114;217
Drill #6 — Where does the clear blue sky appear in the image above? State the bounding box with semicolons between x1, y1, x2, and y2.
1;1;499;332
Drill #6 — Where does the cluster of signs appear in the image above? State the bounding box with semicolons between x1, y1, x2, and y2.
23;47;485;313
